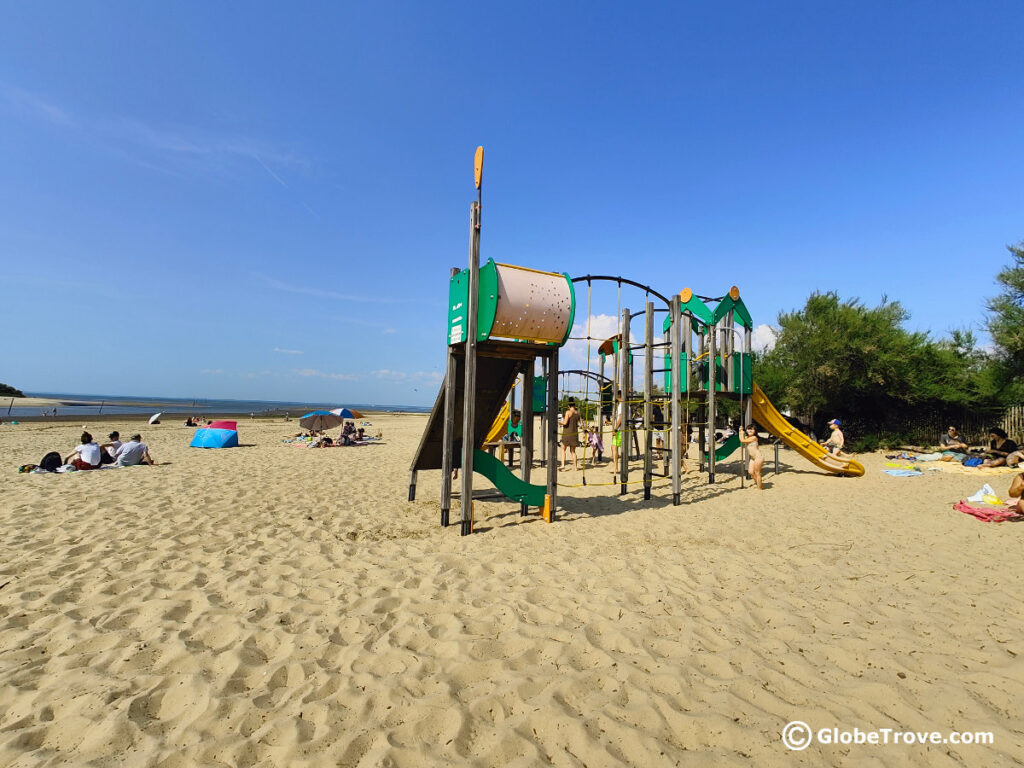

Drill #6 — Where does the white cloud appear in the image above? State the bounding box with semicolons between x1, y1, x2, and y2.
562;313;639;371
751;324;777;353
0;83;72;125
273;347;303;355
257;274;406;305
295;368;360;381
201;368;225;375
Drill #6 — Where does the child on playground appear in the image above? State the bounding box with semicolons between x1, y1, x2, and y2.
738;425;765;490
823;419;845;455
588;426;604;465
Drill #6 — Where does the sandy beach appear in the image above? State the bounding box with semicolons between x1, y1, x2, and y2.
1;415;1022;766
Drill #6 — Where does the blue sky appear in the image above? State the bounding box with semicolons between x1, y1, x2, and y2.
2;2;1022;406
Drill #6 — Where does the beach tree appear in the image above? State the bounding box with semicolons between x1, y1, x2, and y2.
753;292;998;438
0;382;24;397
986;240;1024;395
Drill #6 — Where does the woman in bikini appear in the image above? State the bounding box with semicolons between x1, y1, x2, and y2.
738;425;765;490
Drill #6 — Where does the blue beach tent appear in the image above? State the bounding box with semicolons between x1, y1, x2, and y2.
190;427;239;449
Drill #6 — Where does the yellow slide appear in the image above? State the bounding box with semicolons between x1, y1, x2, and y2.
483;400;510;444
750;382;865;477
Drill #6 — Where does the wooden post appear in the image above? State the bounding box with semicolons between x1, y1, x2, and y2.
670;296;682;505
521;360;534;517
725;311;735;393
707;319;717;485
440;347;457;525
546;348;559;521
696;324;706;474
539;358;548;465
599;354;606;452
619;308;630;495
643;301;653;501
681;312;692;471
460;199;481;536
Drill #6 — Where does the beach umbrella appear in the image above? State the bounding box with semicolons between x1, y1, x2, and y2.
329;407;364;419
299;410;344;431
149;412;162;425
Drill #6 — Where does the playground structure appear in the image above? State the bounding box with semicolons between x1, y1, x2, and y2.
409;148;865;535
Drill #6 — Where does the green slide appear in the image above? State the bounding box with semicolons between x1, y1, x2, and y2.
472;449;547;507
705;432;741;462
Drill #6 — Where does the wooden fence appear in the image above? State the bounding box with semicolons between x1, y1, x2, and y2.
868;404;1024;446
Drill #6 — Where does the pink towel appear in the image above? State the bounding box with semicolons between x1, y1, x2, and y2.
953;501;1022;523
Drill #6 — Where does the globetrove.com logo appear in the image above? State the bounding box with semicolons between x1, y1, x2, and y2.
782;721;993;750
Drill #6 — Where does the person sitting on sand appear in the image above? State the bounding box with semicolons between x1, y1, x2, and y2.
738;425;765;490
99;431;122;465
823;419;845;455
64;432;103;470
940;426;970;453
982;427;1018;467
115;434;155;466
1006;472;1024;515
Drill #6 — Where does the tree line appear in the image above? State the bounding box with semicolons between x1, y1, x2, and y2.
754;241;1024;449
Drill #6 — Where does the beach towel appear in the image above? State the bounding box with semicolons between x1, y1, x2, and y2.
953;501;1022;523
884;469;922;477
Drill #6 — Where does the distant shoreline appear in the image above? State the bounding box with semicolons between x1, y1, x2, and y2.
1;393;431;420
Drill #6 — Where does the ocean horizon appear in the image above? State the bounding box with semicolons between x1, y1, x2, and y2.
3;392;432;418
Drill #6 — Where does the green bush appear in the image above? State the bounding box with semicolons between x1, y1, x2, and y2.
851;434;880;453
0;382;24;397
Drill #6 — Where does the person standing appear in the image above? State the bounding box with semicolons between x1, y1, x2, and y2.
738;425;765;490
611;391;625;468
559;398;581;470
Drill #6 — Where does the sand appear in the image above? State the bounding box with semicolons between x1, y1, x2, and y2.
1;416;1022;766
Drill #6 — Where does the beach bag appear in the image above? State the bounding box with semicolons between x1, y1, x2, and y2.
962;456;983;467
39;452;62;472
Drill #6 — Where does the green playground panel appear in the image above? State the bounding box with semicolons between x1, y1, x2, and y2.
447;260;576;347
532;375;546;413
448;260;499;345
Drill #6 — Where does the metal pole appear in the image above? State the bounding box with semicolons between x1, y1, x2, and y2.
521;361;534;517
670;296;682;505
439;347;457;524
460;198;481;536
546;349;559;522
643;301;653;500
619;308;631;495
